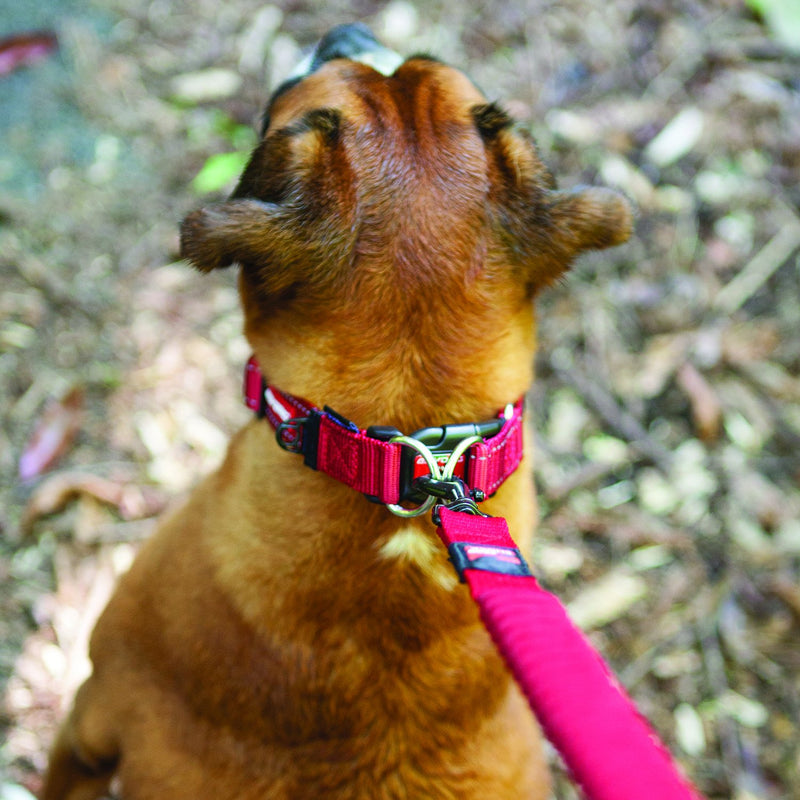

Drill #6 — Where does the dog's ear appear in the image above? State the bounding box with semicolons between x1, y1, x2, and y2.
181;200;275;274
474;104;632;291
180;199;311;297
545;185;633;258
528;184;633;290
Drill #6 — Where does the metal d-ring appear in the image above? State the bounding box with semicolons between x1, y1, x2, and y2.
384;434;484;518
440;435;483;480
384;435;442;518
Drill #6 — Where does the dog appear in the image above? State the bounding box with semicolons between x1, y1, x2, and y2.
42;23;631;799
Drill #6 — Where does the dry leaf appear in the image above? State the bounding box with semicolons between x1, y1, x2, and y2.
21;472;123;534
721;321;780;366
766;576;800;622
18;388;84;481
676;362;723;442
636;333;692;398
643;107;705;167
20;471;165;535
566;568;647;630
0;31;58;77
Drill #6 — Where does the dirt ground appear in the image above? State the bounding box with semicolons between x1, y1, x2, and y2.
1;0;799;798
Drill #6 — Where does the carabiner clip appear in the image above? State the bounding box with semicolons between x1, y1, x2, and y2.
413;474;490;525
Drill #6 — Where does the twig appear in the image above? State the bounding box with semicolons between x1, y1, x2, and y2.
765;576;800;623
542;457;635;504
714;217;800;314
697;599;743;790
552;359;674;472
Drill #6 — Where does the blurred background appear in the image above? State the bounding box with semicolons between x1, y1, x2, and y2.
1;1;799;798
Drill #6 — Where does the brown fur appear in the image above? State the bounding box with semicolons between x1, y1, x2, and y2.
42;52;631;800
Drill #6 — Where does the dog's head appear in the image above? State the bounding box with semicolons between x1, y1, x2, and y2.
181;24;631;427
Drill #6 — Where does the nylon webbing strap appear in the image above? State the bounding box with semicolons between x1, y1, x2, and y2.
314;415;404;504
435;507;702;800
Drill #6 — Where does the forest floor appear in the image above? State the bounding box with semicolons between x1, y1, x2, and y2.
1;0;799;798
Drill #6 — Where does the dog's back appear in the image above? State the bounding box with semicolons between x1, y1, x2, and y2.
43;24;630;800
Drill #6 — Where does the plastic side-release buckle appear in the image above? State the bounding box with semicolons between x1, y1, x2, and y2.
408;420;502;491
447;542;532;582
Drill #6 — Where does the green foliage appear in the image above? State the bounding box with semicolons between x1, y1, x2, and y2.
210;111;256;151
190;112;256;194
746;0;800;51
192;151;250;194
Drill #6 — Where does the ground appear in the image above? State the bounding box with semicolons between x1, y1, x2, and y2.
1;1;799;798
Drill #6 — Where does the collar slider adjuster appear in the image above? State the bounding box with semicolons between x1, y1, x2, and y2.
276;413;321;470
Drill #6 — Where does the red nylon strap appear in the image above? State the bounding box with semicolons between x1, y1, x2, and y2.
436;506;703;800
467;407;524;497
314;416;404;504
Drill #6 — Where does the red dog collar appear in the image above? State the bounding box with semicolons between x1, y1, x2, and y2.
244;356;524;509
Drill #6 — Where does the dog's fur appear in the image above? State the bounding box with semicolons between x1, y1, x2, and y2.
43;25;631;800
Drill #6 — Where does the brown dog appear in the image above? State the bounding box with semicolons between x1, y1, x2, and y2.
43;24;631;800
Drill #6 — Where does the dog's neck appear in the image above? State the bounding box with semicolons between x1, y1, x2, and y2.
242;293;538;437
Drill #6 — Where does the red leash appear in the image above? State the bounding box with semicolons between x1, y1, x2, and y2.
245;359;703;800
436;507;701;800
